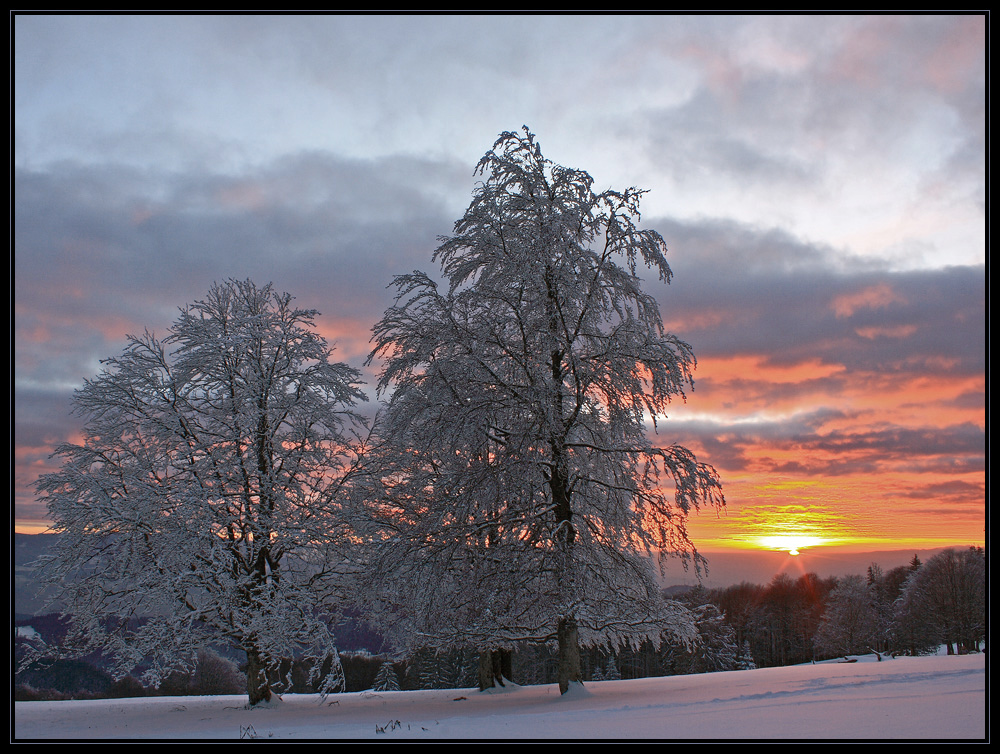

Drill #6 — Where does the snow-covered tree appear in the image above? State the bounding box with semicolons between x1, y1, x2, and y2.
815;575;878;658
683;592;739;673
892;556;938;656
33;279;367;705
372;660;401;692
866;563;911;654
189;648;246;696
408;646;477;690
656;587;737;675
602;656;622;681
896;547;985;654
736;641;757;670
362;127;724;694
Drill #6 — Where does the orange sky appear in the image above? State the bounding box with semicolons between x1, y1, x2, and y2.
669;348;985;554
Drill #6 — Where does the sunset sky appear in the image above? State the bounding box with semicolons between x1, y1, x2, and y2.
14;15;985;562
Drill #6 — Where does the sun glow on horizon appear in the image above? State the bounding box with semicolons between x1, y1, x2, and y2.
758;534;827;556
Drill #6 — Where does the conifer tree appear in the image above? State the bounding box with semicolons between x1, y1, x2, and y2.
372;661;400;692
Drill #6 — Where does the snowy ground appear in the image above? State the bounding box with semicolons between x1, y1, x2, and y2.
13;653;985;741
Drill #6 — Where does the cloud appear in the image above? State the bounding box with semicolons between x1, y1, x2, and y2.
15;150;467;335
832;282;907;318
651;215;983;375
16;160;984;535
14;151;471;513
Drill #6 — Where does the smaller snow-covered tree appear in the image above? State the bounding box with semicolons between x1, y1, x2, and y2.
736;641;757;670
891;553;938;656
189;649;246;696
688;603;738;673
372;661;401;692
408;647;478;690
33;279;367;705
660;588;738;675
865;563;911;654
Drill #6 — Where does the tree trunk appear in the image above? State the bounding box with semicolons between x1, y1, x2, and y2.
478;648;513;690
557;616;582;694
497;648;512;685
552;450;580;695
245;645;273;706
477;650;495;691
546;267;581;696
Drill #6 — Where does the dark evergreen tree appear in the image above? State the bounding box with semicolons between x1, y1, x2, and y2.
372;660;401;692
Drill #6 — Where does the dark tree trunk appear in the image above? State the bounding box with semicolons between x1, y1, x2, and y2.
245;645;273;706
546;265;581;696
552;452;581;694
551;433;582;695
478;650;495;691
478;648;513;690
557;616;582;694
497;648;512;684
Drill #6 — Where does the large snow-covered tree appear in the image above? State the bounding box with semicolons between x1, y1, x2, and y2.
33;279;366;705
362;127;724;694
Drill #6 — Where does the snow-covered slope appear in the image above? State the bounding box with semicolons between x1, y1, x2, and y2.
14;653;985;740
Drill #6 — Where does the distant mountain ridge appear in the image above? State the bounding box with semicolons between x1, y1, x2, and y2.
14;532;58;616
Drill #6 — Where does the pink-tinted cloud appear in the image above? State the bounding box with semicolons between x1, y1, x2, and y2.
831;282;907;318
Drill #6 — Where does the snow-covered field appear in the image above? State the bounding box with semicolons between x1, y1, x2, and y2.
13;653;985;740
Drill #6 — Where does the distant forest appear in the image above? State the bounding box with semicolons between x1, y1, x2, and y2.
16;534;984;701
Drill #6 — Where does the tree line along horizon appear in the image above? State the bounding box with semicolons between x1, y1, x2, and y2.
16;547;984;701
22;128;982;706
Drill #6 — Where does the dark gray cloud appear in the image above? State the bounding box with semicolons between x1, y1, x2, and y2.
666;412;984;480
651;215;984;377
14;150;474;524
15;150;469;352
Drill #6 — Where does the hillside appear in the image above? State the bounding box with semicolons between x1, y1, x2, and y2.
14;652;986;740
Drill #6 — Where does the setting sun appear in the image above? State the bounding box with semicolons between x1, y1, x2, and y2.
758;534;827;556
